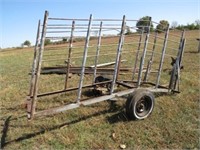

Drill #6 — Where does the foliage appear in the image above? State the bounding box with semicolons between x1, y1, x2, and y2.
136;16;154;33
44;39;51;46
172;20;200;30
195;19;200;26
187;23;196;30
171;21;178;29
156;20;169;32
176;24;199;30
62;38;68;42
23;40;31;47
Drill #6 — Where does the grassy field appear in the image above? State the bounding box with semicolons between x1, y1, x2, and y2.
0;30;199;149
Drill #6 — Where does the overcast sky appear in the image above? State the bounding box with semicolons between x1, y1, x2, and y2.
1;0;199;48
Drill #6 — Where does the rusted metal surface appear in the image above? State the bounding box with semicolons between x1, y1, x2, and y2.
197;38;200;53
155;25;170;88
41;66;131;75
93;21;103;84
132;27;144;80
27;20;41;114
110;15;126;94
148;31;158;71
143;60;151;82
64;20;75;89
137;17;151;87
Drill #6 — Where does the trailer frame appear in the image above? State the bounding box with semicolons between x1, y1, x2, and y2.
26;11;186;120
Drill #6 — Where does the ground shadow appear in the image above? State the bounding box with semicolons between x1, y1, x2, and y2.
106;110;129;124
1;116;11;149
106;101;130;124
2;101;127;149
82;89;98;97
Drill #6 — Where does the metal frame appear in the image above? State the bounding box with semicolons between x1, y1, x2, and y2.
27;11;186;119
64;20;75;89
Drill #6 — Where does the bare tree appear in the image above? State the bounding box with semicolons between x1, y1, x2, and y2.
171;21;178;29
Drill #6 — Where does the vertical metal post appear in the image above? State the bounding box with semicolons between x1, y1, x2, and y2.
173;61;180;91
132;27;144;80
168;31;185;92
155;25;170;88
174;38;186;91
144;31;158;81
28;20;41;97
77;14;93;102
64;20;75;89
177;30;185;59
168;63;176;91
116;54;122;81
198;39;200;53
110;15;126;94
173;30;185;90
179;38;186;68
93;21;103;84
177;30;185;66
137;18;152;87
149;31;158;69
143;59;151;82
27;20;41;114
29;11;49;119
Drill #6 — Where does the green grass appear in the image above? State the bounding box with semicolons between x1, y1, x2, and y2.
0;30;199;149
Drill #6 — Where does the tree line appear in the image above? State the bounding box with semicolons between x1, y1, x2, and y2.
125;16;200;35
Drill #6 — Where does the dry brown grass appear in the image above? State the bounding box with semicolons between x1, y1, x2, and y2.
0;30;199;149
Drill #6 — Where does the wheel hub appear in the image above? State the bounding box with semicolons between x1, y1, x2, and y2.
138;103;145;112
137;101;145;113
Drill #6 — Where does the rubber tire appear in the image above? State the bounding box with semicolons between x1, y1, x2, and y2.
126;89;155;120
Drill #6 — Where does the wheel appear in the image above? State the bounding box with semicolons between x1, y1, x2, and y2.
126;89;154;120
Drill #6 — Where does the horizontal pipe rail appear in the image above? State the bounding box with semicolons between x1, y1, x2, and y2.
148;42;179;51
47;24;122;27
49;18;143;22
150;34;180;44
30;80;112;98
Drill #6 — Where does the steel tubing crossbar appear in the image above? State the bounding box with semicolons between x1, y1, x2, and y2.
47;24;121;27
49;17;153;22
